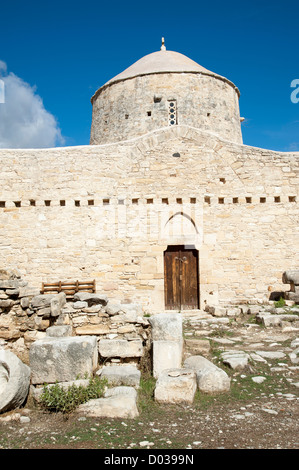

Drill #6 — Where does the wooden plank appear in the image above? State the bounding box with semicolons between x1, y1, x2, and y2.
164;246;180;309
41;281;95;287
40;280;96;295
180;248;199;310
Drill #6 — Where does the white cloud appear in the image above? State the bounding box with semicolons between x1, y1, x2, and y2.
0;62;64;148
0;61;7;74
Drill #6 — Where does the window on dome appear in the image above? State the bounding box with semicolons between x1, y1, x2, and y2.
168;100;177;126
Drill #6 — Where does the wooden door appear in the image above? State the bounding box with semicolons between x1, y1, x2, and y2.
164;246;199;310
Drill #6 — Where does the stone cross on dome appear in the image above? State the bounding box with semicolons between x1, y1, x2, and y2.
161;37;166;51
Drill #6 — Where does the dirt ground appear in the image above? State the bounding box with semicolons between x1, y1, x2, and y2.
0;316;298;452
0;396;298;451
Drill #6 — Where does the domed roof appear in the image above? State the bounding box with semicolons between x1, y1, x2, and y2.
91;41;239;102
106;50;221;83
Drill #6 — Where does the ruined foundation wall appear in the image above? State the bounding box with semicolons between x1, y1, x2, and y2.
0;270;151;368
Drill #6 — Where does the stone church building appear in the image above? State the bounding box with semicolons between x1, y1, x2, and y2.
0;41;298;313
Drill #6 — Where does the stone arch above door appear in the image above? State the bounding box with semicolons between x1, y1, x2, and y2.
160;211;202;248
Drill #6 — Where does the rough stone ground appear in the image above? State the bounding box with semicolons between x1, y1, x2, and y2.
0;312;298;450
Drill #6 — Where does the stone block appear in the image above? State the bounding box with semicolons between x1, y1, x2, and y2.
76;324;110;335
247;306;261;315
20;297;30;309
0;316;21;340
149;313;182;341
0;299;14;309
76;387;139;418
36;307;51;317
99;364;141;387
119;303;143;316
207;306;227;317
50;292;66;317
287;292;299;303
117;325;136;334
73;292;108;306
154;368;197;404
220;351;250;370
34;317;50;330
29;336;98;384
18;286;40;298
5;288;19;296
184;355;231;393
0;280;21;290
98;339;143;358
257;313;299;327
82;305;104;314
226;307;242;317
152;340;183;378
255;350;286;360
105;301;122;315
46;325;72;337
30;294;57;310
73;301;88;309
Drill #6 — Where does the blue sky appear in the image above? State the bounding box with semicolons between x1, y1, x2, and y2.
0;0;298;151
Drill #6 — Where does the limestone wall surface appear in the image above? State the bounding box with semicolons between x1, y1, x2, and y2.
0;126;298;311
90;73;242;145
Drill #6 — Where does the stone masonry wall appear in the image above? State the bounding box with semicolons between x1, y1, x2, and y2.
90;73;242;145
0;126;298;312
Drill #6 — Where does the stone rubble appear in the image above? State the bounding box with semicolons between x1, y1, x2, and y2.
220;351;250;370
183;355;231;393
1;268;299;420
0;270;151;369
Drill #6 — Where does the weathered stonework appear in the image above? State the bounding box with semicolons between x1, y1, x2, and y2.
0;45;298;314
0;126;297;312
90;72;242;145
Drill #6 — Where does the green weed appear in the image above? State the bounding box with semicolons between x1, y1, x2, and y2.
137;374;158;414
40;376;108;414
274;297;286;308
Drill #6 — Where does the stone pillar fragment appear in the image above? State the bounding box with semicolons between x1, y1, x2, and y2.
0;349;31;413
149;313;183;378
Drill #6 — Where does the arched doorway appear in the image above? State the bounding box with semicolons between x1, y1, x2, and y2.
164;245;199;310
